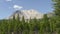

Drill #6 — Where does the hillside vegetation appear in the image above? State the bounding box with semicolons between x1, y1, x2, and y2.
0;14;60;34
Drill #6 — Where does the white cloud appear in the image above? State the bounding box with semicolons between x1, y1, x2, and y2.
5;0;12;2
13;5;23;10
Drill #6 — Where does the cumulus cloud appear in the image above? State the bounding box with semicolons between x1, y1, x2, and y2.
13;5;23;10
5;0;12;2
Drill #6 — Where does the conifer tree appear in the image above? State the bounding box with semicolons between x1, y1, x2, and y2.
43;14;50;33
52;0;60;33
52;0;60;16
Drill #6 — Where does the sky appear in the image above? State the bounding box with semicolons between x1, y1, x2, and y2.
0;0;53;19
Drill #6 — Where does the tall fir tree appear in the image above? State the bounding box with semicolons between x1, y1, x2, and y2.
52;0;60;16
43;14;50;33
52;0;60;34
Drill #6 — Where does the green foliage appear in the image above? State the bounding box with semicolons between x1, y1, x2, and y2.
0;13;60;34
52;0;60;16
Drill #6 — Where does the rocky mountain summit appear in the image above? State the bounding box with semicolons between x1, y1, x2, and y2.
8;9;44;20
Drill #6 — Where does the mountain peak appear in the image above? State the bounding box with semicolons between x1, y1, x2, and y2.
8;9;44;20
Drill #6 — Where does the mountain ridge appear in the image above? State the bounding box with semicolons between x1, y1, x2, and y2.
7;9;44;20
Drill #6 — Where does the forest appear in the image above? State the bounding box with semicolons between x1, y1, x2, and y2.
0;0;60;34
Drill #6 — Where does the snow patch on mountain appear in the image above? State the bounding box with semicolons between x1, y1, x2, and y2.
8;9;44;20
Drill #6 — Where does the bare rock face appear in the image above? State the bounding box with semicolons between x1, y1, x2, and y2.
8;9;44;20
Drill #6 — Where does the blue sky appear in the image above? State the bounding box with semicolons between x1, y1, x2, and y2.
0;0;53;19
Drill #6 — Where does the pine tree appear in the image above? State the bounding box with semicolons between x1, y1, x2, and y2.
52;0;60;16
52;0;60;34
43;14;50;33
